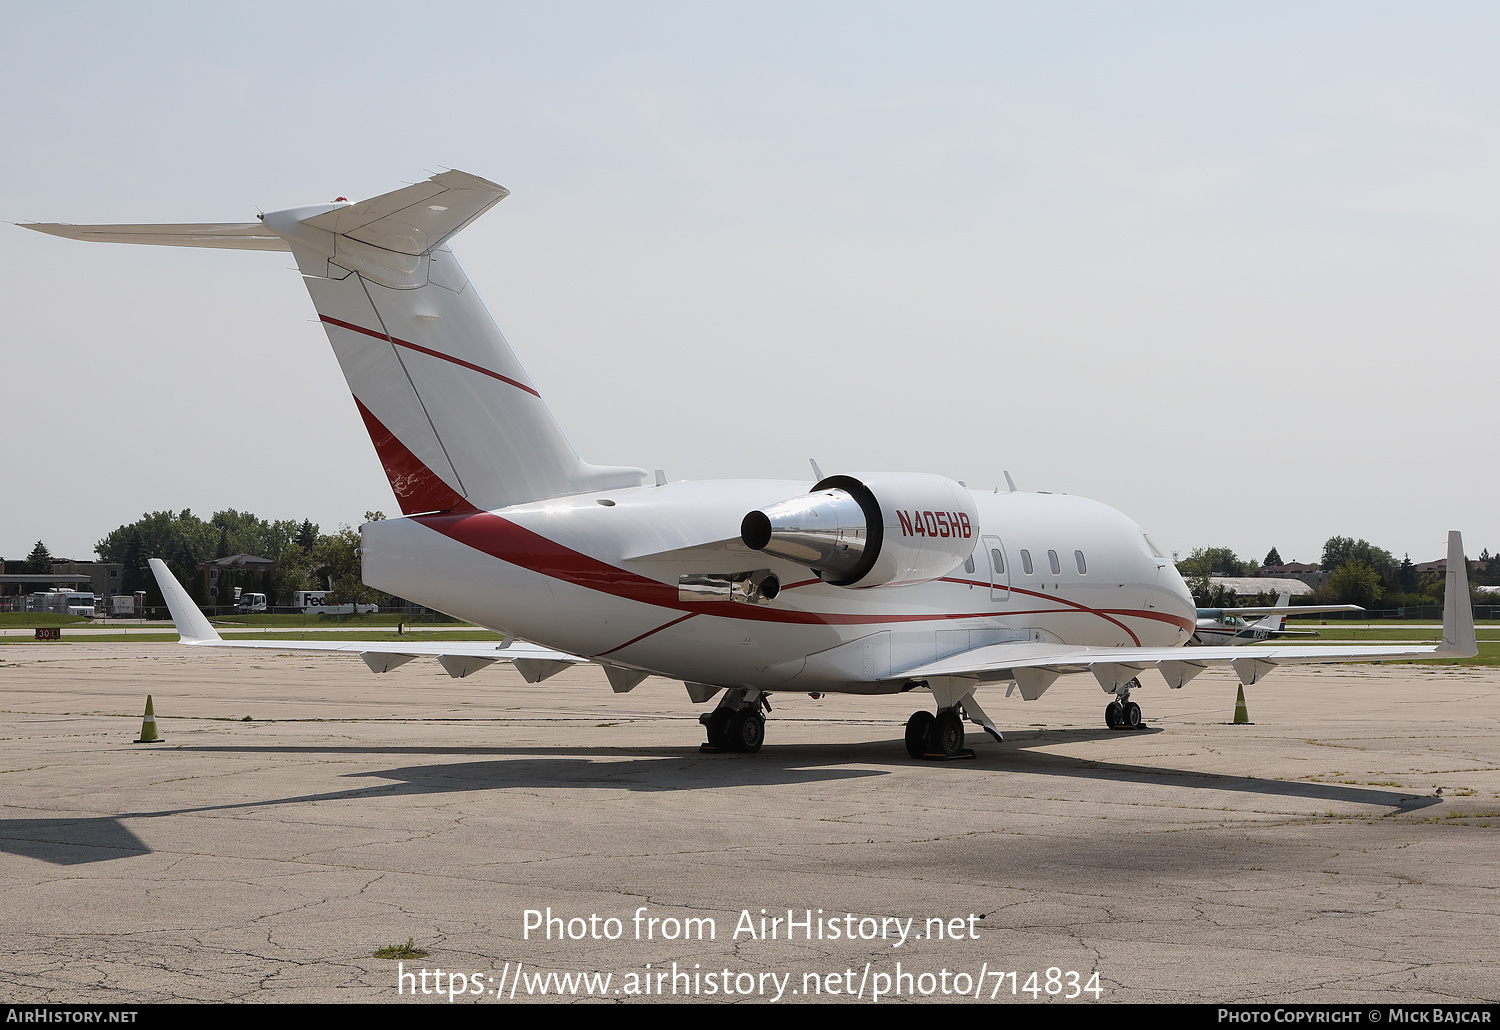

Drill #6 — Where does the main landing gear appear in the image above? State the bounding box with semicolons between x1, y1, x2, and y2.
1105;678;1144;730
700;690;768;753
904;708;974;760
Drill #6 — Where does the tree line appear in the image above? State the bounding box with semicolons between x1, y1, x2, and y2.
92;508;395;609
1177;538;1499;609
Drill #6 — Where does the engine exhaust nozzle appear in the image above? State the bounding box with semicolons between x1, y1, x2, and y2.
740;486;876;583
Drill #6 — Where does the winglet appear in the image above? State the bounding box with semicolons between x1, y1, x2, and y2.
147;558;222;645
1439;531;1477;657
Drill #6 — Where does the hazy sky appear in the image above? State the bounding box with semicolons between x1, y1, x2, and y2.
5;2;1496;567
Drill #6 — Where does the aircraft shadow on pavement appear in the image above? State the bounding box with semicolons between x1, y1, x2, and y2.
0;817;151;865
174;729;1447;812
1;730;1443;866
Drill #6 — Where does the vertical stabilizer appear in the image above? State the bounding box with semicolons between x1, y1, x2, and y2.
28;171;649;515
261;170;647;513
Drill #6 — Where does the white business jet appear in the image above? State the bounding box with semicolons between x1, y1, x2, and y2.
25;171;1478;758
1192;594;1362;646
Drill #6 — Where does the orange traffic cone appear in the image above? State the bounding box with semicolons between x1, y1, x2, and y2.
134;695;163;743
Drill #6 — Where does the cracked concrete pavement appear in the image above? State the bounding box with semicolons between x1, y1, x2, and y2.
1;643;1496;1003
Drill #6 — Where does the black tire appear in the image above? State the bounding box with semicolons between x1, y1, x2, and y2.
905;711;935;759
1105;701;1122;729
1122;702;1142;729
706;708;733;749
928;710;965;757
729;708;764;753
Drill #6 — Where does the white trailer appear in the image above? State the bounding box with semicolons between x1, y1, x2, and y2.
291;590;375;615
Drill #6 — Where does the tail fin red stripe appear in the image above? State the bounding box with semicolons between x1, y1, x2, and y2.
354;397;475;515
322;315;541;398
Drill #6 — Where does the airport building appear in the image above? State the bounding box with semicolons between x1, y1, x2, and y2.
199;554;276;604
0;558;123;600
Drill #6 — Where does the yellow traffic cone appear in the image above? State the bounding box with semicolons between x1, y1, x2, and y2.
1233;685;1251;724
134;695;163;743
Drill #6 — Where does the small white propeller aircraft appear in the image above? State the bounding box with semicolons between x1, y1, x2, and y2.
26;171;1478;757
1192;594;1362;646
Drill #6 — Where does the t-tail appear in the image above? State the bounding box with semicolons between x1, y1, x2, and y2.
24;170;648;514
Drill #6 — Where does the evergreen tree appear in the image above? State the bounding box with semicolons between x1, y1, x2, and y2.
296;519;318;550
120;528;147;595
24;541;53;574
1398;554;1418;593
1264;547;1283;567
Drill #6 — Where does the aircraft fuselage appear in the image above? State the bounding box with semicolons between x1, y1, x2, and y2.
362;482;1196;694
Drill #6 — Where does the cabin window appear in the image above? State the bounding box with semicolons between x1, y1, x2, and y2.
990;548;1005;575
1075;550;1087;574
1020;549;1033;575
1047;549;1060;575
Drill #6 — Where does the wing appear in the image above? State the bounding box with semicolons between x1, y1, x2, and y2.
1203;603;1363;618
892;532;1476;697
148;558;582;682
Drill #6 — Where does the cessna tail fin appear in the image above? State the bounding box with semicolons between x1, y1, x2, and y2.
26;170;648;514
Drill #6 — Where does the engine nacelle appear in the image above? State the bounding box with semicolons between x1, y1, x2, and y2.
740;473;979;588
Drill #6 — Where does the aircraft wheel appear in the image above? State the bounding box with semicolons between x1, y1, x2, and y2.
706;708;733;749
1122;701;1142;729
905;711;935;759
728;708;765;753
928;710;965;757
1105;701;1122;729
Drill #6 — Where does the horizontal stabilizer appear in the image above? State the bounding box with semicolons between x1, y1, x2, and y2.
146;559;582;670
299;170;508;256
23;222;290;251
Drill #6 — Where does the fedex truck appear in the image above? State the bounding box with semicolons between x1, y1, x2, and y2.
291;590;376;615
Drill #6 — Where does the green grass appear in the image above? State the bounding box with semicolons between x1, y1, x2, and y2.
0;613;92;627
207;612;465;628
1;629;507;645
1285;625;1500;642
373;938;429;960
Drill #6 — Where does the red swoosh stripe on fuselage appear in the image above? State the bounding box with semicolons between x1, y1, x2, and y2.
414;510;1192;640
